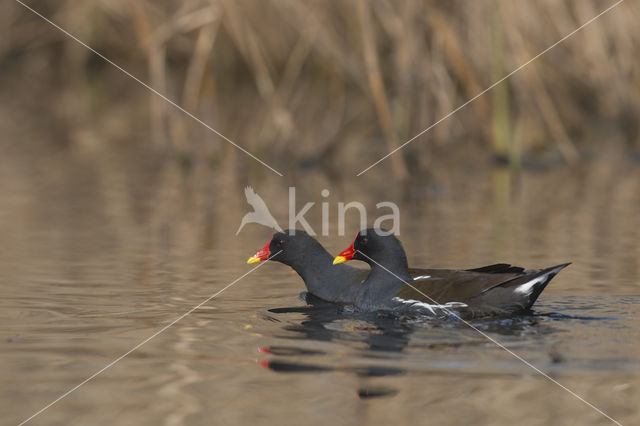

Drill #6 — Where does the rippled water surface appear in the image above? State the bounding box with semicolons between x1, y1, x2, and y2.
1;150;639;425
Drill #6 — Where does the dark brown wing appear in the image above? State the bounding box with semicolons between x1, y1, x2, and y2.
401;268;526;303
409;263;524;278
401;263;570;309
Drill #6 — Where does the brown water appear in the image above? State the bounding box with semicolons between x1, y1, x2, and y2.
1;147;639;425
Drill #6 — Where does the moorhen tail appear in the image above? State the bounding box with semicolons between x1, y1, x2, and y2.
333;229;570;317
247;230;437;303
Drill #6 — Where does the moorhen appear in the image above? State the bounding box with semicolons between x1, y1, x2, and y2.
333;229;570;317
247;230;444;303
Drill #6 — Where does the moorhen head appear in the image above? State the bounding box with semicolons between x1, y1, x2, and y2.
247;230;369;303
333;229;411;281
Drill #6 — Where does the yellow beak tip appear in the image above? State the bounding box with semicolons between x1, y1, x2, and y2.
247;257;262;264
333;256;347;265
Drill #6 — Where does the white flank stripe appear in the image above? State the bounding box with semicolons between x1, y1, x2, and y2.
392;297;467;315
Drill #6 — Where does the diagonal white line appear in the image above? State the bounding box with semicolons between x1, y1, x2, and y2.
356;250;622;425
356;0;625;176
14;0;284;177
17;251;282;426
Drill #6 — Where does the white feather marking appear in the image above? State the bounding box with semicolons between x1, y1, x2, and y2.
392;297;468;314
514;274;548;295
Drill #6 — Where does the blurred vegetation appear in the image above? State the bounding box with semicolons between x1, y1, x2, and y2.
1;0;639;184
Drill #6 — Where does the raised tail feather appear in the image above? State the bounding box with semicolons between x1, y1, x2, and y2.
478;263;571;313
466;263;525;274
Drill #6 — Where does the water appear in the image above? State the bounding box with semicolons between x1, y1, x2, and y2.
1;148;639;425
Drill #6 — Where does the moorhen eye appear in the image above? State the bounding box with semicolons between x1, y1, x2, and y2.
360;237;368;245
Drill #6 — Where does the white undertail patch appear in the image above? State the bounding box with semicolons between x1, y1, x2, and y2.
514;272;554;295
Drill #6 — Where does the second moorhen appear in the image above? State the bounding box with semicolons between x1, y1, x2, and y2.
333;228;570;317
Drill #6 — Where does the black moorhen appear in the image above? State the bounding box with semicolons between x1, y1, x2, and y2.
247;230;441;303
333;229;570;317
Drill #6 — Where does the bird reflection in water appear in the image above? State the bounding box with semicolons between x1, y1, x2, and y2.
253;291;564;401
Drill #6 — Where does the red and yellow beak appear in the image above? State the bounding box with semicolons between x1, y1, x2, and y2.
247;237;272;264
333;242;356;265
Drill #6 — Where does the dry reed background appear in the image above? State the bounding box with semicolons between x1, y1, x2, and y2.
1;4;640;425
1;0;639;184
